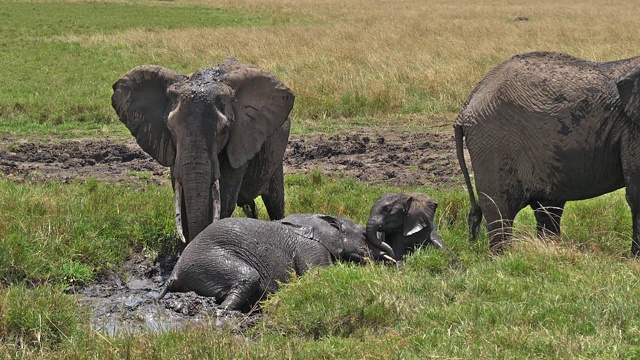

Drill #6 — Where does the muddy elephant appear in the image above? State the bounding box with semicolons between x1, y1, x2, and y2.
455;51;640;254
112;57;294;243
155;214;375;311
365;193;447;261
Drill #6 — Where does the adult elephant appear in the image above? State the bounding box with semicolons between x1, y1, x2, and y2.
155;214;376;311
455;51;640;254
365;193;447;261
112;57;294;243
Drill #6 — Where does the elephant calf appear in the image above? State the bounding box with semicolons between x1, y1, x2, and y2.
156;214;374;311
365;193;447;261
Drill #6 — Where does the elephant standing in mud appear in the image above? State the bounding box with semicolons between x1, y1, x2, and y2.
455;51;640;254
366;193;447;261
156;214;377;311
112;57;294;243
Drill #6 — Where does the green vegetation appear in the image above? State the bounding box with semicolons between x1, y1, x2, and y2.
0;1;276;126
2;173;640;357
3;0;640;357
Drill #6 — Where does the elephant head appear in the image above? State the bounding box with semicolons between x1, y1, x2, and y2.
279;214;370;263
366;193;447;261
112;57;294;243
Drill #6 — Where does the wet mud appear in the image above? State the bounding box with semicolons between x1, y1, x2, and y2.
0;129;463;335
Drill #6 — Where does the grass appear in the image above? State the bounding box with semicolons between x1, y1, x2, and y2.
2;0;639;132
3;0;640;357
3;173;640;357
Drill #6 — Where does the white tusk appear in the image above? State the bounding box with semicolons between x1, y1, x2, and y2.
211;180;221;221
174;181;187;243
382;254;397;263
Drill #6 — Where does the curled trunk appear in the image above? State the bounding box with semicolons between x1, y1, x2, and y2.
365;220;396;260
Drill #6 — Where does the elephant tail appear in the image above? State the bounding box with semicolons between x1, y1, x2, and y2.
454;124;483;241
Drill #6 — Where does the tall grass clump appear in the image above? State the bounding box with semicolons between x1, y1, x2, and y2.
0;284;83;350
0;179;175;286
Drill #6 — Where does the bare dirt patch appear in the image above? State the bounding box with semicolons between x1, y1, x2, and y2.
0;129;462;188
0;128;463;335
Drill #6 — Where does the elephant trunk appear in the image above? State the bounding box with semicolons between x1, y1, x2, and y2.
365;219;396;261
181;162;215;242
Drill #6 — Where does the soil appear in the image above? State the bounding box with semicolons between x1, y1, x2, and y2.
0;129;462;188
0;128;464;335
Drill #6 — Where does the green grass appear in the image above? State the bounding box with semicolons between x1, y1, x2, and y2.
3;173;640;358
0;1;278;126
3;0;640;357
0;178;176;287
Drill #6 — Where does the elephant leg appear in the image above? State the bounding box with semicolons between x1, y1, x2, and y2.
218;265;262;311
530;200;565;238
218;155;247;218
242;200;258;219
479;191;524;253
625;182;640;256
261;163;285;220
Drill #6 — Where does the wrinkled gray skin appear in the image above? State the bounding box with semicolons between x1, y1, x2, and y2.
366;193;447;261
112;57;294;243
455;51;640;254
156;214;372;312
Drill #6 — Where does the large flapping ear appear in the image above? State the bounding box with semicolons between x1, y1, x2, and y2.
616;67;640;124
403;194;438;236
111;65;186;166
222;62;294;168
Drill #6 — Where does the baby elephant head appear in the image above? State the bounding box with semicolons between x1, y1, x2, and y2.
366;193;447;261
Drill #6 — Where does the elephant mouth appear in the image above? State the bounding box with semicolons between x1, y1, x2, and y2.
369;231;397;263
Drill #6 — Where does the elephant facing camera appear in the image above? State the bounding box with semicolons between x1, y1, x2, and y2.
111;57;294;244
365;193;448;262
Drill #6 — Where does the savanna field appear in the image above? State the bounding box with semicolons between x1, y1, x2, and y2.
2;0;640;358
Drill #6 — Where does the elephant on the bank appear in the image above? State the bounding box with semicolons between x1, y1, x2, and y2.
365;193;447;261
155;214;378;311
112;57;294;243
455;51;640;254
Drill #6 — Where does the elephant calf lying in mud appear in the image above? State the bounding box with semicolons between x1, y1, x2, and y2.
156;214;382;311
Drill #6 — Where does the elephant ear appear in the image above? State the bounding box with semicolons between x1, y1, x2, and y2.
281;222;315;240
316;215;345;258
403;194;438;236
111;65;186;166
616;67;640;124
222;64;294;168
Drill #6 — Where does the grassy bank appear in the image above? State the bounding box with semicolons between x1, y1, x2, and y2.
1;174;640;358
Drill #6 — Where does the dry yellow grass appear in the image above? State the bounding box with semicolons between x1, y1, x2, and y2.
66;0;640;120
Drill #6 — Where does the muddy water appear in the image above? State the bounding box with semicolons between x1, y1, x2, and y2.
2;129;462;335
69;253;260;335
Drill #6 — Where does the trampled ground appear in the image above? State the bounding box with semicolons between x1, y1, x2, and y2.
0;129;463;188
0;129;464;335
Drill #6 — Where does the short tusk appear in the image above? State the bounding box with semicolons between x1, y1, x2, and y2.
174;181;187;243
382;254;397;263
211;180;221;221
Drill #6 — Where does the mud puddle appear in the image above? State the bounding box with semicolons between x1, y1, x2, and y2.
1;128;464;335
